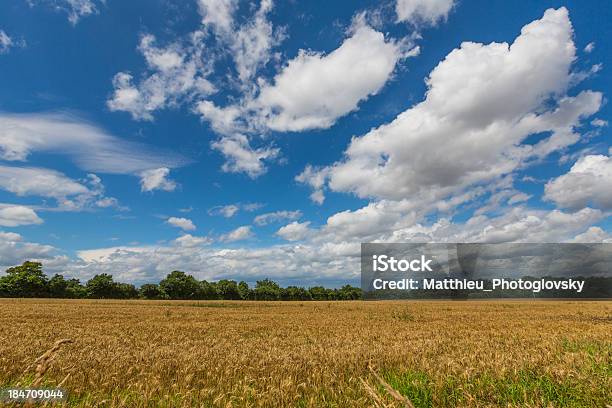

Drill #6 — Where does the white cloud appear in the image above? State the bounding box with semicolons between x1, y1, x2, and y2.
0;165;88;198
591;118;607;127
166;217;196;231
94;197;125;210
108;33;215;121
61;239;360;285
174;234;213;247
0;30;14;54
385;207;605;244
396;0;454;26
276;221;311;241
569;227;611;243
197;0;237;35
544;154;612;210
208;204;240;218
0;205;43;227
76;245;153;263
317;200;421;243
199;0;282;86
27;0;102;25
0;112;186;174
254;210;301;226
196;101;242;135
15;204;607;285
111;2;414;178
301;8;601;210
230;0;280;84
253;20;413;132
221;225;253;242
0;231;57;270
139;168;177;192
110;0;280;123
0;167;123;211
295;165;329;204
63;0;99;24
584;42;595;53
507;192;531;206
242;202;264;212
211;133;279;178
192;14;419;176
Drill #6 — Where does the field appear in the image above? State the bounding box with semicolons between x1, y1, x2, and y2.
0;299;610;407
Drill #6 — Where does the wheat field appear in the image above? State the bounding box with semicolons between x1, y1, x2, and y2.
0;299;610;407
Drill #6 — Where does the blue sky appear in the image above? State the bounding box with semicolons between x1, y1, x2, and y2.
0;0;610;286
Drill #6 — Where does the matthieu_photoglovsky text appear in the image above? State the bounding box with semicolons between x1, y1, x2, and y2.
370;255;586;293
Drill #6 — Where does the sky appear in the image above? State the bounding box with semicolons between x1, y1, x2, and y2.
0;0;610;287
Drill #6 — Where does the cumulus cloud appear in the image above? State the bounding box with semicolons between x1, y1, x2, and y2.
139;168;177;192
317;204;604;246
229;0;280;84
110;1;417;178
252;18;414;131
300;8;601;211
63;239;360;285
0;231;57;269
199;0;283;86
295;165;330;204
570;226;612;243
221;225;253;242
0;205;43;227
396;0;454;26
166;217;196;231
197;0;237;34
0;112;186;174
108;33;215;121
545;154;612;210
109;0;280;123
276;221;311;241
174;234;213;247
254;210;301;226
13;203;607;285
210;133;279;178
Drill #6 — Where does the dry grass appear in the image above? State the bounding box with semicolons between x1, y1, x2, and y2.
0;299;610;407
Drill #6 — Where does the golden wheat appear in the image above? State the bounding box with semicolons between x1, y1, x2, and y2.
0;299;610;407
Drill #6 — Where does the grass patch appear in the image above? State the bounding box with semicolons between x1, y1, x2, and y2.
383;368;608;407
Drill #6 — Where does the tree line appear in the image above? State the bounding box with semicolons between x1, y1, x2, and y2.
0;261;362;300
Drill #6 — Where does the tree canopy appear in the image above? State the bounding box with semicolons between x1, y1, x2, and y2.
0;261;362;301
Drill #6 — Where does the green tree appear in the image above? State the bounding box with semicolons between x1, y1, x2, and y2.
139;283;165;299
308;286;329;301
159;271;202;299
48;274;69;298
1;261;49;297
282;286;312;300
254;279;281;300
117;283;138;299
237;281;252;300
337;285;362;300
216;279;240;300
200;280;219;299
65;278;87;298
86;274;119;299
